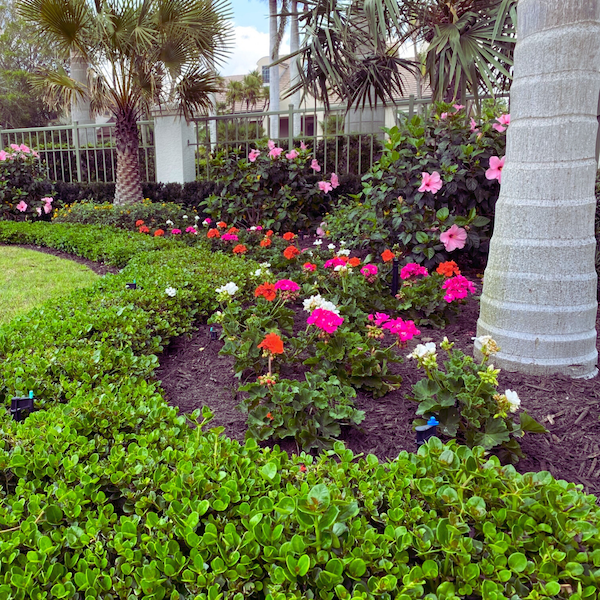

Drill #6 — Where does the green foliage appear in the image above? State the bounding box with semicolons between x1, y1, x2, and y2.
410;339;546;462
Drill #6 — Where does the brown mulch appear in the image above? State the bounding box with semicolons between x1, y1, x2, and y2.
157;286;600;498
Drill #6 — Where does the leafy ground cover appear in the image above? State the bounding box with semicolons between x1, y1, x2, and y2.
0;246;98;324
1;223;600;599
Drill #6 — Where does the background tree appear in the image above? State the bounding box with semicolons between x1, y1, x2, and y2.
242;69;265;110
475;0;599;378
20;0;232;205
226;79;245;113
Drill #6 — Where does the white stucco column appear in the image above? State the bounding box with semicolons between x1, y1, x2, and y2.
152;111;197;184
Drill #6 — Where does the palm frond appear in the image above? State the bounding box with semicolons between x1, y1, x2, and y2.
30;66;87;112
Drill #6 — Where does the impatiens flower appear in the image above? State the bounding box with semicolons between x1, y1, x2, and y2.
135;219;145;226
400;263;429;280
440;224;468;252
233;244;247;254
300;141;308;150
255;282;277;301
286;149;298;160
418;171;443;194
16;201;27;212
274;279;300;292
283;246;300;260
303;262;317;272
207;228;220;238
216;282;239;296
493;113;510;132
171;228;182;235
330;173;339;189
248;149;261;162
436;261;461;277
258;332;284;355
165;287;177;297
221;233;239;241
453;104;465;111
486;155;505;183
381;249;395;263
505;389;521;412
318;180;333;193
442;275;476;302
470;117;479;133
154;229;165;236
307;308;344;334
310;159;321;172
283;232;295;241
269;146;284;158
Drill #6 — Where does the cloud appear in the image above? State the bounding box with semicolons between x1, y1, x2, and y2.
219;25;290;77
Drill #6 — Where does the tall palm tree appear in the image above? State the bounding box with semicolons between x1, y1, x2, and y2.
242;69;264;110
476;0;599;377
226;79;245;112
19;0;232;205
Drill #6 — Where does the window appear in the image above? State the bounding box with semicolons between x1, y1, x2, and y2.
261;66;270;84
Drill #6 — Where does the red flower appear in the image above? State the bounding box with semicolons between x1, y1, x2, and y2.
260;237;272;248
207;228;220;239
135;219;145;227
299;464;307;472
436;261;461;277
381;249;395;263
138;225;150;234
233;244;247;254
267;412;274;421
258;332;284;355
283;246;300;260
348;257;361;267
266;230;274;237
217;221;227;229
154;229;165;237
303;262;317;272
228;227;240;235
283;232;295;241
255;282;277;301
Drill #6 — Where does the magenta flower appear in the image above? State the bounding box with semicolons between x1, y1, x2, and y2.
310;159;321;172
453;104;465;111
382;318;420;342
274;279;300;291
442;275;476;302
171;228;182;235
221;233;239;241
185;226;197;233
440;224;468;252
368;312;390;326
255;225;263;231
303;262;316;272
324;257;347;269
485;156;505;183
400;263;429;280
248;149;260;162
360;264;378;278
318;181;333;193
418;171;443;194
0;150;6;161
330;173;339;189
269;147;283;159
203;218;212;226
493;113;510;132
286;149;299;160
307;308;344;334
16;200;28;212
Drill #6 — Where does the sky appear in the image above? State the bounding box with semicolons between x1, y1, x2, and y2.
219;0;290;77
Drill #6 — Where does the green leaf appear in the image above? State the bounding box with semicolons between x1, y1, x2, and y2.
261;462;277;481
508;552;527;573
519;411;548;433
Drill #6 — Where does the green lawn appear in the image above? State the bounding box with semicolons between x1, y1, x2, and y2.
0;246;99;325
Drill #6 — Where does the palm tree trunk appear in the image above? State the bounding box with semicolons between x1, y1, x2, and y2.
269;0;280;139
475;0;600;378
114;107;144;205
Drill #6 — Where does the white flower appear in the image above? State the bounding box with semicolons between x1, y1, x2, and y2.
328;243;336;250
505;389;521;412
202;218;210;225
337;248;350;256
320;300;340;315
303;294;323;313
407;342;437;360
340;240;346;246
216;282;239;296
183;215;188;219
249;226;257;231
165;287;177;297
195;215;200;221
313;240;322;246
260;262;271;268
473;335;499;356
253;268;263;277
306;250;313;256
166;219;174;226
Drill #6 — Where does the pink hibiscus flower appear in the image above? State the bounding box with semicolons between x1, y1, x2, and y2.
248;149;260;162
485;156;505;183
286;149;299;160
493;113;510;132
269;147;283;159
418;171;443;194
440;224;468;252
300;141;308;150
267;140;275;150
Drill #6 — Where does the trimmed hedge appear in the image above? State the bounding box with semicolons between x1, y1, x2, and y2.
1;223;600;600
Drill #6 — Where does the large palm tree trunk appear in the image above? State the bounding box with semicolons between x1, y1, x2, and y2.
475;0;600;378
114;107;144;205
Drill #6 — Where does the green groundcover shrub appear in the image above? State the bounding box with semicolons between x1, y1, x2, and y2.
1;223;600;600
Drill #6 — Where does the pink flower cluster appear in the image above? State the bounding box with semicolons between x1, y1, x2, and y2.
268;140;283;159
307;308;344;334
303;262;316;272
442;275;476;303
0;144;39;161
368;313;420;342
171;228;182;235
400;263;429;280
274;279;300;292
360;264;378;281
318;173;339;193
248;149;260;162
324;257;347;269
310;159;321;172
221;233;239;241
185;226;197;234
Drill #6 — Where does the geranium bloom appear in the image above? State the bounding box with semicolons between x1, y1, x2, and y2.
436;261;461;277
185;226;197;234
283;246;300;260
217;221;227;228
442;275;476;302
302;294;339;315
318;181;333;193
258;332;284;355
154;229;165;236
381;249;395;263
207;228;220;239
233;244;247;254
221;233;239;241
286;149;298;160
266;229;274;237
139;225;150;234
16;201;27;212
228;227;239;234
361;264;378;278
348;257;361;267
324;257;347;269
260;237;272;248
203;218;212;226
486;156;505;183
307;308;344;334
255;282;277;301
303;262;317;272
440;224;468;252
368;312;390;326
269;146;284;159
493;113;510;132
135;219;145;226
171;228;182;235
216;282;239;296
330;173;339;189
248;149;260;162
310;159;321;172
418;171;443;194
382;318;421;342
400;263;429;280
283;232;295;241
274;279;300;292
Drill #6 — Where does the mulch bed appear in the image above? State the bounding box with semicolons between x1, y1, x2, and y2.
157;284;600;498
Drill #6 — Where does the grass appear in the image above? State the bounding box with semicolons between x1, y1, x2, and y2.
0;246;99;325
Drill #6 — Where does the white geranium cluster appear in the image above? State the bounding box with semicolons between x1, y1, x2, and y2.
302;294;340;316
165;287;177;297
216;282;239;297
407;342;437;361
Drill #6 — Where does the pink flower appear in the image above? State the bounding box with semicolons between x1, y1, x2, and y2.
418;171;443;194
255;225;263;231
300;141;308;150
269;147;283;159
303;262;316;272
274;279;300;291
400;263;429;280
453;104;465;111
19;144;30;153
318;181;333;193
470;118;479;133
442;275;476;303
221;233;239;241
368;312;390;326
42;196;53;204
286;149;299;160
316;222;327;237
0;150;6;161
310;159;321;172
324;257;347;269
307;308;344;334
36;207;42;216
268;140;275;150
493;113;510;132
248;149;261;162
16;200;28;212
360;264;378;278
203;218;212;226
10;144;19;151
485;156;505;183
43;203;52;214
440;112;448;120
185;226;197;234
440;224;468;252
382;318;420;342
171;228;182;235
330;173;339;189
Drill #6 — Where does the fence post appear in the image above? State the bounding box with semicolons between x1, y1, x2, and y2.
288;104;294;150
408;95;415;119
72;121;82;183
0;127;3;150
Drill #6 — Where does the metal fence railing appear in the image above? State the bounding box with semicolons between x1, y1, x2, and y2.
0;120;155;184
